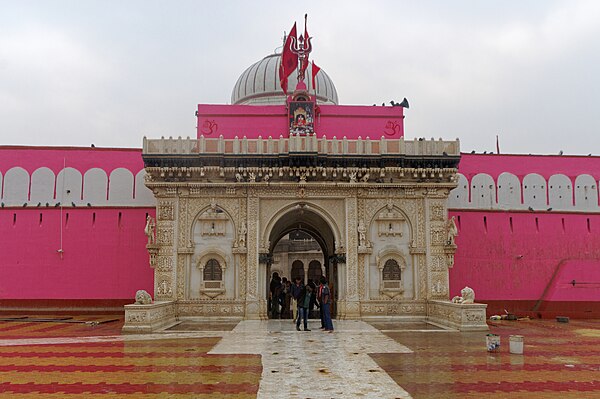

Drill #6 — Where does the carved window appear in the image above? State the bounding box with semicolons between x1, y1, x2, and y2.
383;259;402;281
203;259;222;281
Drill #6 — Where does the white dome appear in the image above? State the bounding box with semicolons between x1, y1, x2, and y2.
231;53;339;105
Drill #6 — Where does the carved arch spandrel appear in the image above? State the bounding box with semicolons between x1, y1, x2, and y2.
363;198;417;244
182;198;241;245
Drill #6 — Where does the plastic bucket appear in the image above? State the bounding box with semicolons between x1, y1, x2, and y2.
486;334;501;352
509;335;524;354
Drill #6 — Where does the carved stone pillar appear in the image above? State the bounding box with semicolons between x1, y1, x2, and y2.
343;196;360;319
244;193;261;319
154;191;177;302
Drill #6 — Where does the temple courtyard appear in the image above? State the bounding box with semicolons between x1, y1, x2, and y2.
0;316;599;398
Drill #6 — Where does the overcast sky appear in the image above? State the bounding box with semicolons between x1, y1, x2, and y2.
1;1;599;154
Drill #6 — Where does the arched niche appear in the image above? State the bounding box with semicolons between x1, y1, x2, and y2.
189;205;236;300
548;174;573;210
448;173;469;208
134;169;156;206
193;249;230;299
30;167;55;205
2;167;29;206
376;248;407;299
574;174;598;211
523;173;547;209
470;173;496;208
56;167;83;205
367;206;413;300
367;204;413;245
83;168;108;205
497;172;522;210
108;168;134;205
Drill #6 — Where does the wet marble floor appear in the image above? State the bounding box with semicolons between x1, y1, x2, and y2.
1;315;599;398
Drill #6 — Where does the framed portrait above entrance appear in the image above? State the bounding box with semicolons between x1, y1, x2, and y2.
289;101;315;136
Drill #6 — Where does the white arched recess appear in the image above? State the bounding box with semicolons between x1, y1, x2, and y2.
574;174;598;211
83;168;108;205
2;167;29;206
367;205;414;300
497;172;522;210
108;168;134;205
448;173;469;208
548;174;573;211
470;173;496;209
523;173;547;210
30;167;55;205
188;205;236;300
134;170;156;206
56;167;83;205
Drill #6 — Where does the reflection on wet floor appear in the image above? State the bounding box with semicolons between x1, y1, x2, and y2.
373;319;600;399
166;321;239;332
368;321;447;331
1;315;599;398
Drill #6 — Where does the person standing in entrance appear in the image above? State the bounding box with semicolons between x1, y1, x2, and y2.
296;284;312;331
320;276;334;332
317;278;325;329
269;272;281;319
290;277;303;324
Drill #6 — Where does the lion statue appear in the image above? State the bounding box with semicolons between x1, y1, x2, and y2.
134;290;153;305
451;286;475;304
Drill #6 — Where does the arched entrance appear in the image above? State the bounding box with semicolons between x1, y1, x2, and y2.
263;203;340;319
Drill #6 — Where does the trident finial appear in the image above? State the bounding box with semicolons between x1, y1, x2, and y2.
290;14;312;82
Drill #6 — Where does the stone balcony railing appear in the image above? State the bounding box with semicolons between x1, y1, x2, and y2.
143;135;460;157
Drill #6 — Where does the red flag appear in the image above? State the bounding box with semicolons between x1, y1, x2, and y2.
279;23;298;94
311;61;321;90
279;63;288;95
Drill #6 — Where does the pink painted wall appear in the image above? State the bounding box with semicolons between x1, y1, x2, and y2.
0;146;153;304
0;146;144;176
449;211;600;303
450;153;600;312
196;104;404;139
0;208;153;300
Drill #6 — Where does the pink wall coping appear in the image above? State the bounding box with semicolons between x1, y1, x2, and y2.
0;146;144;176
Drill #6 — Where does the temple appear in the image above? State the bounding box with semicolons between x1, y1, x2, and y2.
1;22;599;331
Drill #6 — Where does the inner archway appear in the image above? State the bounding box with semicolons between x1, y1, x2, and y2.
264;204;339;319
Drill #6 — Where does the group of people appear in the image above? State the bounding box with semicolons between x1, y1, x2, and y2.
269;272;334;332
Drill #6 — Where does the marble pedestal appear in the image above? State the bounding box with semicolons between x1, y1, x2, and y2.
427;300;489;331
122;300;178;333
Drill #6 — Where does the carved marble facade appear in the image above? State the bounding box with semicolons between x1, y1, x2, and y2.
123;136;488;331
